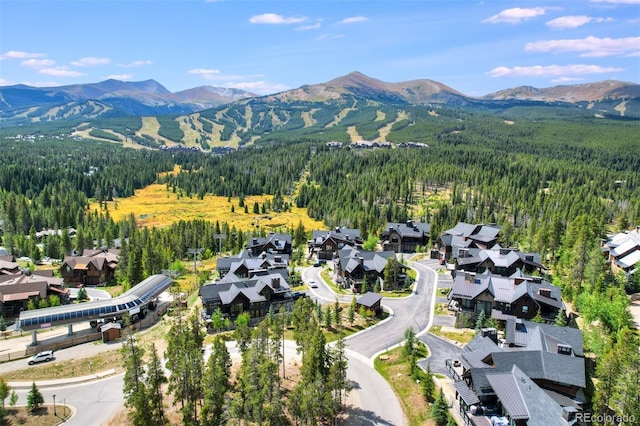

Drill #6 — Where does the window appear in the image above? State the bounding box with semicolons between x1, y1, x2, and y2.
522;305;528;313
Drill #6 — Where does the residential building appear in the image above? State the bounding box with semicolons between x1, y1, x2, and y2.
246;232;292;256
380;220;431;253
451;321;585;425
0;255;19;275
0;270;69;318
448;270;563;323
602;227;640;275
357;291;382;315
455;247;546;277
437;222;501;262
333;246;397;293
216;249;289;279
199;271;293;322
60;248;120;286
308;227;362;260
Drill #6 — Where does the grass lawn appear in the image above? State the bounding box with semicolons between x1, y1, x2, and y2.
430;325;476;344
374;346;435;426
1;406;70;426
1;350;122;381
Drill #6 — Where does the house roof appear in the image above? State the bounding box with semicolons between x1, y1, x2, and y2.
618;250;640;269
336;247;395;274
357;291;382;308
382;221;431;239
216;250;289;273
449;271;562;310
504;320;583;357
486;365;570;426
200;272;291;305
246;232;292;251
311;228;362;245
454;381;480;405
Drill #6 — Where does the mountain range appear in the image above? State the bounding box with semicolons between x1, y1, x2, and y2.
1;72;638;150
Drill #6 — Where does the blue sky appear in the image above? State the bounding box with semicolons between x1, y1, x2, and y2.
1;0;638;96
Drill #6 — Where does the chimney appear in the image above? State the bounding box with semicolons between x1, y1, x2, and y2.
525;254;534;262
481;327;498;344
335;227;340;233
359;256;364;266
274;256;282;263
252;238;258;244
271;277;281;288
406;220;413;227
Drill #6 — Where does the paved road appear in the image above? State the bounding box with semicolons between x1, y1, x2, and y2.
418;333;463;377
4;259;444;425
13;373;125;426
345;259;439;359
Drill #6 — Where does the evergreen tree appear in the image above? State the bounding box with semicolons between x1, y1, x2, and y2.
121;331;150;425
202;337;231;425
26;382;44;412
555;310;567;327
77;287;88;301
348;296;356;326
403;327;416;357
0;377;10;418
421;363;436;403
234;312;252;354
324;304;332;329
334;298;342;330
146;343;167;426
0;316;6;335
431;389;450;426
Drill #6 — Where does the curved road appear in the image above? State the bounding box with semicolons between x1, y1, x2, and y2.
6;257;441;426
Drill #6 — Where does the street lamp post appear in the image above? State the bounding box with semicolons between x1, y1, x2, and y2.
53;394;56;416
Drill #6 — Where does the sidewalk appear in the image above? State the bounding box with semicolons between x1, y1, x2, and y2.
8;368;120;390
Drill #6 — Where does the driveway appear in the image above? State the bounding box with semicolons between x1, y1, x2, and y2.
418;333;463;377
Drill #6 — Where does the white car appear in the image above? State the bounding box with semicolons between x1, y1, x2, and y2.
308;279;318;288
28;350;54;365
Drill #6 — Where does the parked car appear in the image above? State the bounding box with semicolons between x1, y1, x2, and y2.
291;291;307;300
308;279;318;288
28;350;54;365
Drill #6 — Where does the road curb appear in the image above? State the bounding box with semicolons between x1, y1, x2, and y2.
8;368;119;390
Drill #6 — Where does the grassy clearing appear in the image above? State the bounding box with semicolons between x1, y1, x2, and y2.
430;325;476;344
1;406;70;426
1;350;122;381
90;183;324;232
374;346;435;426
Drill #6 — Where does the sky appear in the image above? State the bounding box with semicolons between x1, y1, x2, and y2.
1;0;638;97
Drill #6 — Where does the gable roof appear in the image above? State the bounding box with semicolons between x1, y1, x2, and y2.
336;247;395;274
357;291;382;308
200;272;291;305
486;365;570;425
382;220;431;238
311;228;362;245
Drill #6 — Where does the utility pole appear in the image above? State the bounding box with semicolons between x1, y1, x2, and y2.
187;247;204;275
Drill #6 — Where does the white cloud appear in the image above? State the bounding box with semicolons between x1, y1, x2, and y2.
551;76;585;83
296;23;321;31
39;67;85;77
526;36;640;57
249;13;307;25
486;64;624;77
188;68;221;77
1;50;47;60
315;33;346;41
591;0;640;4
20;58;55;68
483;7;548;24
338;16;368;24
546;15;613;29
0;78;9;85
71;57;110;67
227;80;289;95
106;74;133;81
119;60;152;68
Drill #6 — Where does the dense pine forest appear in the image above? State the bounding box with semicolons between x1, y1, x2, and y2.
1;104;639;421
